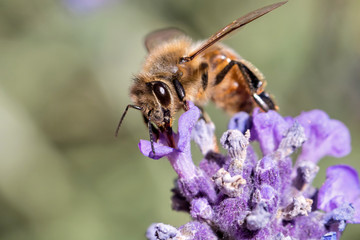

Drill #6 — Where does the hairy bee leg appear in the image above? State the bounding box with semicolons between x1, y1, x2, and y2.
148;120;156;154
236;62;277;111
178;62;209;112
172;77;189;111
255;91;278;111
183;100;190;111
143;115;160;141
172;77;186;102
214;60;277;112
143;114;159;154
252;91;278;112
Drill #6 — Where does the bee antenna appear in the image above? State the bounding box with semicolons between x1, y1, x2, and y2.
115;104;142;137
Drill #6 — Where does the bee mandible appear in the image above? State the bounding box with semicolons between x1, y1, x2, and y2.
116;1;287;153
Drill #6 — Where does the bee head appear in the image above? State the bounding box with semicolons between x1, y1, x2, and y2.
116;76;176;153
130;76;174;130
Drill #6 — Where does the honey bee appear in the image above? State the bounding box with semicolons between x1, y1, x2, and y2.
116;1;287;153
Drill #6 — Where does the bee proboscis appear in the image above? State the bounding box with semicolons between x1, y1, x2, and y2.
116;1;287;153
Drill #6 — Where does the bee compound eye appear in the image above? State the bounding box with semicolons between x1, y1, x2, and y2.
153;82;171;106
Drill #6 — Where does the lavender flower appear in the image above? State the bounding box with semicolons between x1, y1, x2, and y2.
139;102;217;203
318;165;360;223
138;103;356;239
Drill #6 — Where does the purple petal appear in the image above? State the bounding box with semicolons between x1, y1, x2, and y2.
317;165;360;223
295;110;351;163
138;140;174;160
177;102;201;152
228;112;252;134
252;109;290;155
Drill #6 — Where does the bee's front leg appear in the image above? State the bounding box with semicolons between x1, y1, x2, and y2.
142;115;160;154
182;100;190;111
172;77;189;110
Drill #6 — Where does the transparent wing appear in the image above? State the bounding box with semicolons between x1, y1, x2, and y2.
145;28;186;52
181;1;287;63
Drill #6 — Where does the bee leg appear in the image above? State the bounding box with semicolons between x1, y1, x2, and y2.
197;106;212;123
148;120;156;154
143;115;160;140
143;115;159;154
172;77;188;109
235;62;277;111
215;59;277;112
252;91;277;112
182;100;191;111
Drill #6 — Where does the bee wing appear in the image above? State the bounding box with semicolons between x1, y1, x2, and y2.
145;28;186;52
181;1;287;63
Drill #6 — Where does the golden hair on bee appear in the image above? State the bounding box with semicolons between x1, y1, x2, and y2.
116;1;287;153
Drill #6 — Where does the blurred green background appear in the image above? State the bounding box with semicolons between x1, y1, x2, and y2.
0;0;359;239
